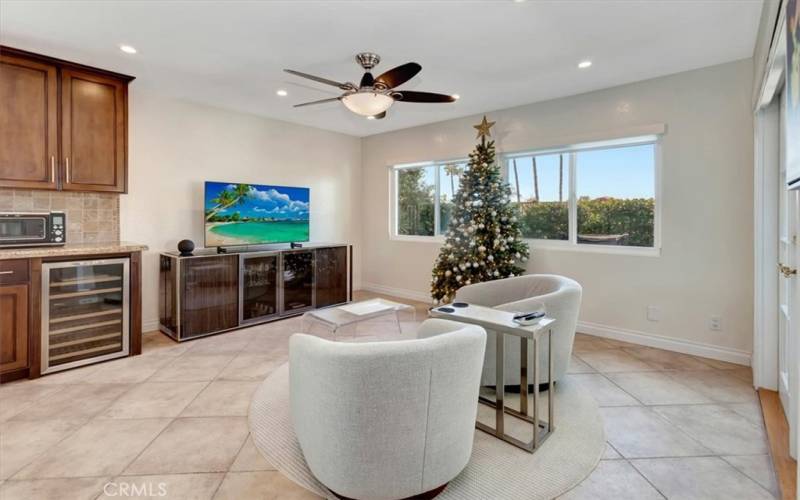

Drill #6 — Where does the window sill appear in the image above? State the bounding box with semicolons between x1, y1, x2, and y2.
525;239;661;257
389;234;445;244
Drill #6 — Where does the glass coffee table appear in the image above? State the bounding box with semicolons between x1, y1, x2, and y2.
301;298;416;337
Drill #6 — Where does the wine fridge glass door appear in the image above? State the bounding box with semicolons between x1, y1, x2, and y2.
41;258;130;374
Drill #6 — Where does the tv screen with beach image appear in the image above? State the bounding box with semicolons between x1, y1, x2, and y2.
204;181;310;247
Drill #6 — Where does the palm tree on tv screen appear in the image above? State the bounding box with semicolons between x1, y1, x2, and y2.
206;183;251;221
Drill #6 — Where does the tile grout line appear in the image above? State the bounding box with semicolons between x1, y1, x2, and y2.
110;340;259;480
587;363;724;462
107;369;218;478
625;458;669;499
6;381;144;481
718;455;780;498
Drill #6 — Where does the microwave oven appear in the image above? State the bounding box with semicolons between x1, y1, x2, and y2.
0;212;66;247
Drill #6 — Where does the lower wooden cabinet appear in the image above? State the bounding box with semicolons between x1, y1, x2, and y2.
0;284;29;377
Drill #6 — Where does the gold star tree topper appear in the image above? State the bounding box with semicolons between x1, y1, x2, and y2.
473;115;496;141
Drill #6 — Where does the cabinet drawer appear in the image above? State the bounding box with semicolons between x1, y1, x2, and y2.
0;260;30;285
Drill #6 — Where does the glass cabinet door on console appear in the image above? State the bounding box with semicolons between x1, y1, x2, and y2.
315;246;348;308
240;253;279;324
181;255;239;338
42;258;129;374
281;250;314;314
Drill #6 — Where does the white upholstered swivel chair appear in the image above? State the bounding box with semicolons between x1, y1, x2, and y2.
289;319;486;500
454;274;582;387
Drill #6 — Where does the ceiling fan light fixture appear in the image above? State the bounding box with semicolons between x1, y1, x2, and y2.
341;91;394;117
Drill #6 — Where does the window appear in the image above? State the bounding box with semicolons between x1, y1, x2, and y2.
507;137;659;250
509;153;569;240
393;160;467;238
396;165;436;236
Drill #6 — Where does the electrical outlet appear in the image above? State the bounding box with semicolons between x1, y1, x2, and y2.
647;305;661;322
709;316;722;331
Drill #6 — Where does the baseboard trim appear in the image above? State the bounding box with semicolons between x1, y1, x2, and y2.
361;282;752;366
360;282;432;303
578;320;752;366
143;319;160;334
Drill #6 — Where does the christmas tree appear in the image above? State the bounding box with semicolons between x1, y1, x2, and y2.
431;116;529;302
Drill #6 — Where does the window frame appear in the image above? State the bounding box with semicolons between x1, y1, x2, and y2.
503;135;662;256
389;158;468;242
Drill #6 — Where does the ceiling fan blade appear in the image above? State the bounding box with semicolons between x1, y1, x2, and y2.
374;62;421;89
393;91;456;103
293;97;341;108
284;69;353;90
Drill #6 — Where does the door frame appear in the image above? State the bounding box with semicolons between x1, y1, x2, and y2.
754;98;781;391
753;7;798;460
753;8;787;392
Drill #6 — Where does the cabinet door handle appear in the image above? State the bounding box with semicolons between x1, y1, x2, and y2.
0;270;14;275
50;156;56;182
65;157;70;184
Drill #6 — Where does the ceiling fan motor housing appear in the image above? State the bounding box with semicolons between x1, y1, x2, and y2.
356;52;381;70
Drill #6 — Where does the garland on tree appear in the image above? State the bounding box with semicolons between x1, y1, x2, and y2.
431;116;529;302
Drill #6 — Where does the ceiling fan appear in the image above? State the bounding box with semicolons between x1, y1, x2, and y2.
284;52;457;120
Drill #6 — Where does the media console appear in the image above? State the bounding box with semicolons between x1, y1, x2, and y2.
158;244;351;341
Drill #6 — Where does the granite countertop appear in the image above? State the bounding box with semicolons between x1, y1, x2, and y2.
0;242;148;260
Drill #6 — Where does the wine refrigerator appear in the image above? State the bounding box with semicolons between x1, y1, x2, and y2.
41;258;130;374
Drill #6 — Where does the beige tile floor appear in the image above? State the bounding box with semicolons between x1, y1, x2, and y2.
0;292;777;499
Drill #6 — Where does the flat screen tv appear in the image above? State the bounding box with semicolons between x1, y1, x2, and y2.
204;181;310;247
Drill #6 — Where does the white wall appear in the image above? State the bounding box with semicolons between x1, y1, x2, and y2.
121;89;362;330
360;59;755;363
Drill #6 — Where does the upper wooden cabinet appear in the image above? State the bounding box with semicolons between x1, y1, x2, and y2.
0;47;133;193
61;69;127;192
0;54;58;190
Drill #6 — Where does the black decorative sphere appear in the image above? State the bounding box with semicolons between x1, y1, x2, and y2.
177;239;195;256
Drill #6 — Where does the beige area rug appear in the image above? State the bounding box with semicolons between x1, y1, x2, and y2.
249;363;605;500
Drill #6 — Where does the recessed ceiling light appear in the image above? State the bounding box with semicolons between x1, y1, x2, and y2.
452;94;460;100
578;60;592;69
119;45;137;54
276;89;288;97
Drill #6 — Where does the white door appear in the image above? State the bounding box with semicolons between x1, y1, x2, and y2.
778;89;798;458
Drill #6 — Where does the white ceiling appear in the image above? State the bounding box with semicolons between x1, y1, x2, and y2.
1;0;763;137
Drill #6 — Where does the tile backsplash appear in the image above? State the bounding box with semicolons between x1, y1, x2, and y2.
0;189;120;244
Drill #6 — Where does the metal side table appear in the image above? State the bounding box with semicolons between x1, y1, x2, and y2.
430;303;556;453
